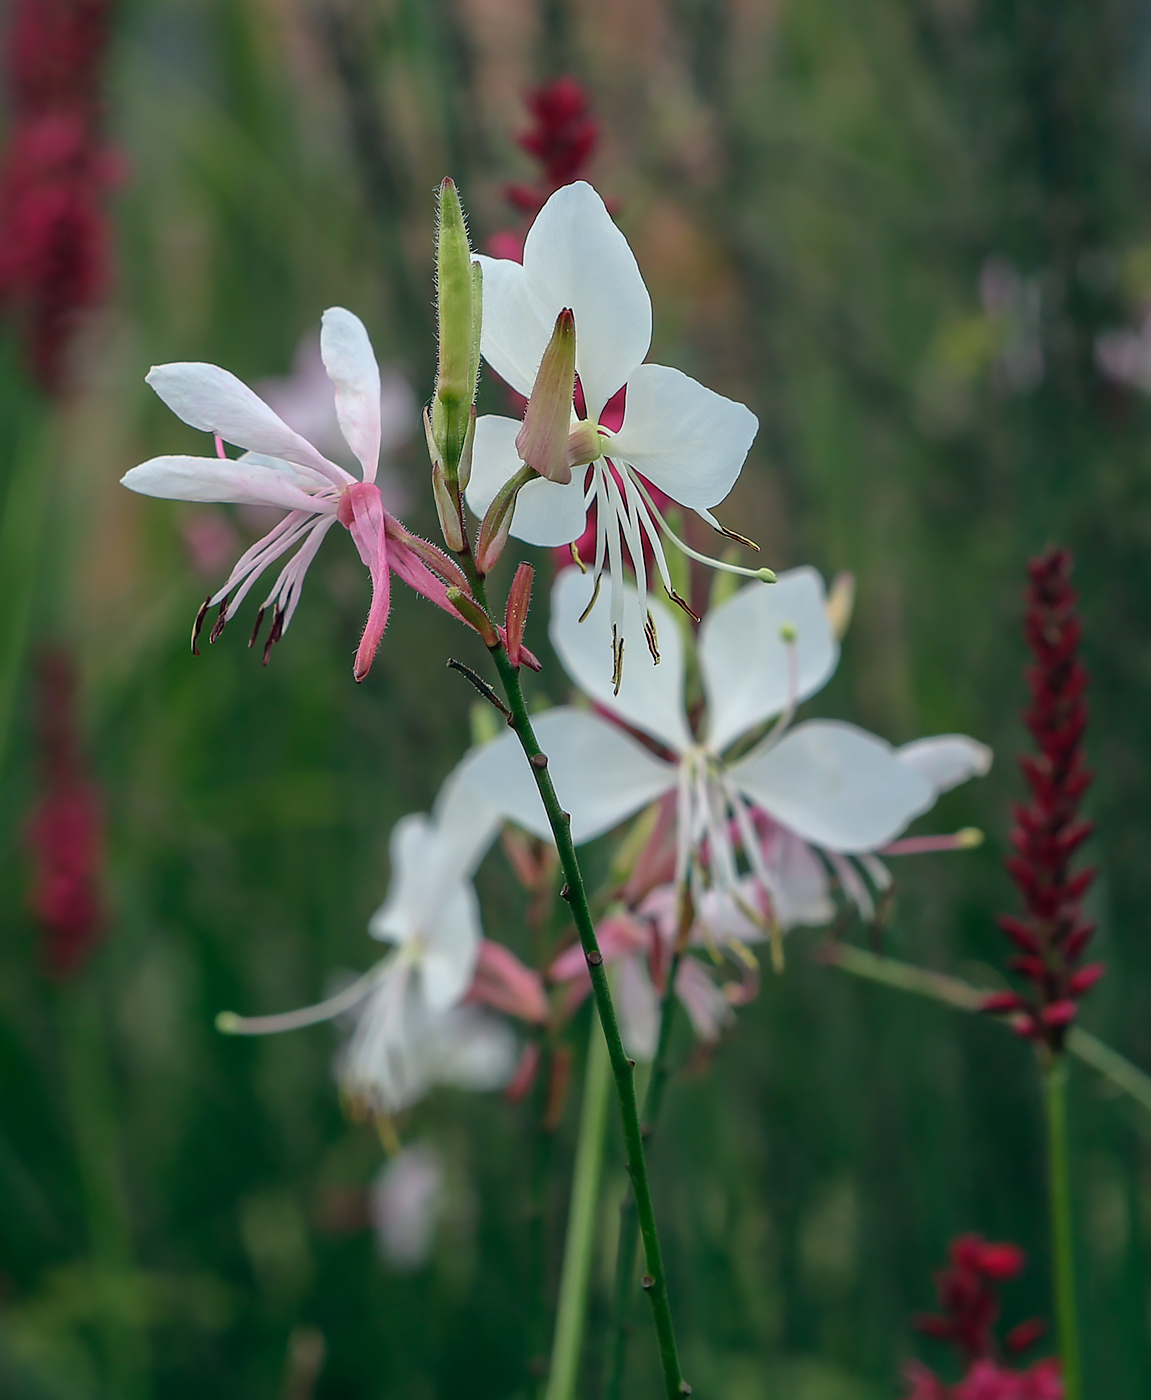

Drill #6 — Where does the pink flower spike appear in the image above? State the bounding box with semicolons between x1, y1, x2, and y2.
466;940;549;1023
504;562;534;668
338;480;391;682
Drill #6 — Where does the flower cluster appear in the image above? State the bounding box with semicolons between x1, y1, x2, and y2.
490;78;599;262
905;1235;1061;1399
26;650;105;978
984;549;1100;1050
0;0;119;392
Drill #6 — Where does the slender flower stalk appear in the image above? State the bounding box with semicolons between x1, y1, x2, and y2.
545;1010;613;1400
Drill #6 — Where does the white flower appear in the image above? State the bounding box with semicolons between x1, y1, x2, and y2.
457;567;991;917
216;772;511;1114
122;308;470;680
464;181;766;681
370;1143;446;1270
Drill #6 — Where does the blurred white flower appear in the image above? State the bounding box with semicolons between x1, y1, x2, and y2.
370;1144;445;1270
465;181;764;681
217;772;516;1115
1095;306;1151;393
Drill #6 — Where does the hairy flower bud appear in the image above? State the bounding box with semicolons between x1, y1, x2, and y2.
433;178;480;475
516;308;576;483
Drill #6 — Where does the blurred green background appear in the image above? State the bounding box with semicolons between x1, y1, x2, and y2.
2;0;1150;1396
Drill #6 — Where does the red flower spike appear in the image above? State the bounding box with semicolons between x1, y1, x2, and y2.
0;0;119;393
488;77;599;262
26;650;105;978
987;549;1100;1054
905;1236;1063;1398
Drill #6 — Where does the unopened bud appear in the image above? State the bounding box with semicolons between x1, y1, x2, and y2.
431;459;465;552
516;309;576;484
476;465;534;575
504;563;534;668
447;587;499;647
434;178;479;473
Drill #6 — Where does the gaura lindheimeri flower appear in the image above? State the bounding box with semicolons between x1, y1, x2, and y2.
464;180;768;682
458;568;991;919
122;307;475;681
216;775;517;1115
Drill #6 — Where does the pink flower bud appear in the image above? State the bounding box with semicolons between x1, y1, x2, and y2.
503;563;533;668
515;308;576;484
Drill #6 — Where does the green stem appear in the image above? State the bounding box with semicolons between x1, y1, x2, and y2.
479;624;686;1400
545;1010;613;1400
823;942;1151;1116
606;947;682;1400
58;981;152;1400
1043;1057;1082;1400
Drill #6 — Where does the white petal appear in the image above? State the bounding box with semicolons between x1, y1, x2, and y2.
121;455;329;513
611;364;757;511
454;708;676;845
897;735;993;794
464;415;589;546
474;255;550;398
764;827;835;929
700;567;839;753
420;882;482;1012
146;363;340;477
321;307;381;480
618;956;659;1061
522;182;651;420
432;765;503;879
428;1007;519;1092
550;569;691;752
731;720;935;853
370;815;436;945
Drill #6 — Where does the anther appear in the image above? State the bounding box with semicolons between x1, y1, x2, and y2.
209;599;228;644
262;605;283;666
191;596;211;655
248;605;266;648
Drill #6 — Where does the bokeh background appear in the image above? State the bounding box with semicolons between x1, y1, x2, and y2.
2;0;1150;1396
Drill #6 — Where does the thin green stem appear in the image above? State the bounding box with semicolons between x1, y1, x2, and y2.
545;1010;613;1400
1043;1058;1082;1400
58;981;152;1400
467;588;684;1399
606;946;682;1400
823;942;1151;1117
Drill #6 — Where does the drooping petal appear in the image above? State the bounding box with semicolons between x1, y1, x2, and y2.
610;364;758;511
675;958;734;1043
521;182;652;420
465;415;589;546
731;720;935;853
370;814;436;945
897;735;993;794
432;763;504;881
321;307;382;481
146;363;346;482
761;826;836;929
550;569;691;752
473;254;550;397
454;707;677;845
338;481;391;681
427;1006;519;1092
121;455;331;513
699;567;839;753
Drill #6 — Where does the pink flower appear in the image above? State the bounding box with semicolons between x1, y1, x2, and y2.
122;308;485;680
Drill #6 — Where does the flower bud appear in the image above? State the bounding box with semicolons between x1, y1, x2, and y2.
476;464;534;575
503;563;534;668
434;178;479;474
516;308;577;484
446;587;499;647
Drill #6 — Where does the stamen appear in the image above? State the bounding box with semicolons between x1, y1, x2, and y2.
569;541;587;573
209;599;229;644
668;588;700;624
611;624;624;694
715;525;760;552
262;605;283;665
248;606;266;648
578;572;602;623
191;596;211;655
627;472;775;584
644;610;660;664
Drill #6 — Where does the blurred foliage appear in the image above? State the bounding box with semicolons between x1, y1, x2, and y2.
1;0;1150;1397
